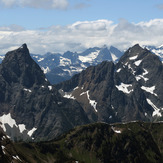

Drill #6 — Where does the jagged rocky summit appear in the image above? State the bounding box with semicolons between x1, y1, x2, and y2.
0;44;89;141
56;44;163;123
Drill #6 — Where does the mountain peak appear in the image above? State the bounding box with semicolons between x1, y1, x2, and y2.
19;43;28;50
5;43;30;60
128;44;144;53
0;44;47;87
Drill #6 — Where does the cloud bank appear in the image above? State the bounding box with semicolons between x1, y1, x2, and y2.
0;19;163;54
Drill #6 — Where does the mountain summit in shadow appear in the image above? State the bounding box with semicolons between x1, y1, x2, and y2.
0;44;89;141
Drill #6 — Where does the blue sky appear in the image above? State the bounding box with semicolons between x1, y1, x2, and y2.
0;0;163;28
0;0;163;54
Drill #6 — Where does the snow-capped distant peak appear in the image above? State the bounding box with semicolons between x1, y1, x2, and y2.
111;53;118;62
78;50;100;63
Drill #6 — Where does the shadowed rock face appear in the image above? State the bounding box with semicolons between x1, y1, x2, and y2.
0;44;89;141
56;44;163;123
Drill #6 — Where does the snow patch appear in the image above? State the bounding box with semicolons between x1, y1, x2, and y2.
59;57;71;66
0;113;37;137
141;86;157;96
115;83;133;94
42;67;50;74
129;55;138;60
128;64;136;75
73;86;79;90
134;60;142;66
78;50;100;63
80;92;87;96
38;58;44;62
63;93;76;100
151;49;163;58
124;62;128;66
23;88;32;93
13;155;22;161
111;126;121;134
48;86;52;91
135;69;149;82
142;69;148;76
33;55;38;58
2;136;6;140
87;91;98;112
60;89;76;100
18;124;26;133
146;99;162;117
111;105;114;110
80;91;98;112
27;127;37;137
0;113;17;132
2;145;5;154
111;53;118;62
116;68;121;73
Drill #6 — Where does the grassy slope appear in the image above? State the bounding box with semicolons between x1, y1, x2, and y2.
12;122;163;163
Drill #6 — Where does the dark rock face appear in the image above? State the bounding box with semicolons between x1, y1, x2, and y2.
56;44;163;123
0;44;89;141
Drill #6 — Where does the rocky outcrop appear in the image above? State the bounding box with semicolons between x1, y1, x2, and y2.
56;44;163;123
0;44;89;141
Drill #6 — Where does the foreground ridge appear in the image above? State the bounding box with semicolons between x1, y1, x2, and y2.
0;122;163;163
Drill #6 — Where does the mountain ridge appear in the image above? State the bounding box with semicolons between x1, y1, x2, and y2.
0;121;163;163
0;44;89;141
56;44;163;123
0;43;163;142
0;45;162;85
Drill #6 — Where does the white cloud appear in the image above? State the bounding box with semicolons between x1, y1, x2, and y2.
0;0;69;9
0;19;163;54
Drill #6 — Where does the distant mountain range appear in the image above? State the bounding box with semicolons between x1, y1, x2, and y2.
0;45;162;85
32;45;123;84
0;43;163;143
0;43;163;163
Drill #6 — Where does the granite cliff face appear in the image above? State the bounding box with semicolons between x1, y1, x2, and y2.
56;44;163;123
0;44;89;141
